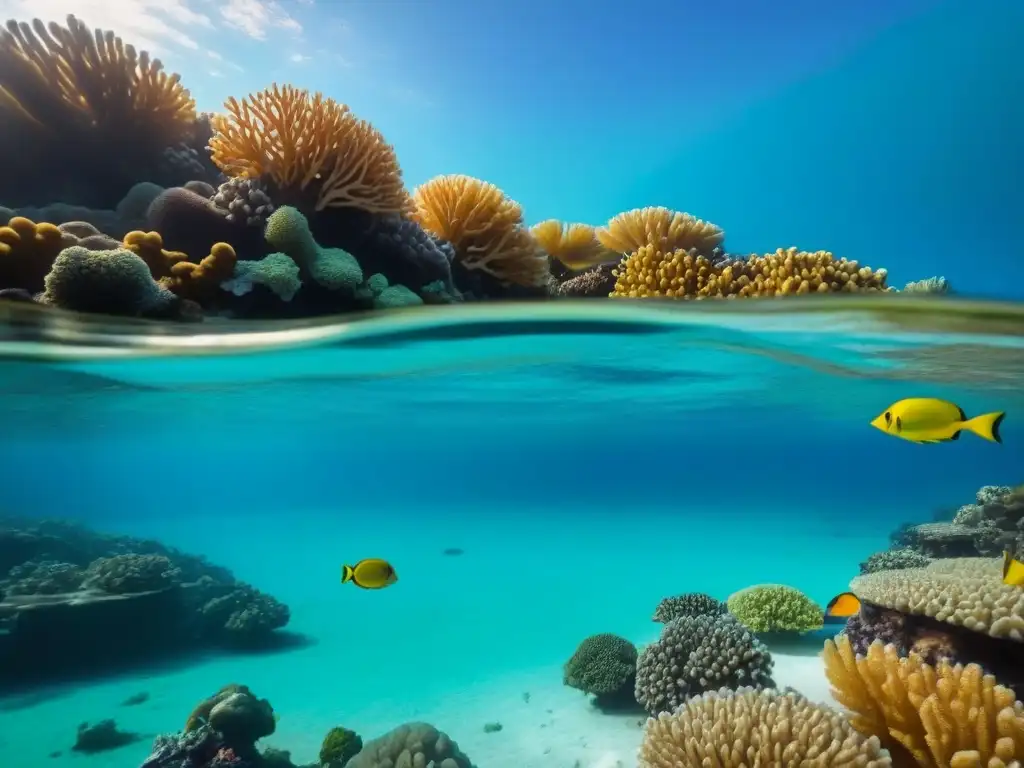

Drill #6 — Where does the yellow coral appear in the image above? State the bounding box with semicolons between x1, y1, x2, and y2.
822;635;1024;768
162;243;237;304
209;84;411;215
596;206;724;255
640;687;890;768
611;246;889;299
122;231;188;280
0;15;195;148
0;216;71;292
412;174;550;289
530;220;613;271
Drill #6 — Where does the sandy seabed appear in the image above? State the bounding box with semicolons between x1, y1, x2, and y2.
0;649;831;768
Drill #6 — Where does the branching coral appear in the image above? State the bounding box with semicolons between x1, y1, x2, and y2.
209;83;410;214
596;207;724;256
563;633;638;699
727;583;824;633
412;174;550;290
531;219;613;271
639;686;890;768
611;246;889;299
823;635;1024;768
634;614;774;715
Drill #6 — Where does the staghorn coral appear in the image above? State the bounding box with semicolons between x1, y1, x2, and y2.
264;206;363;292
0;216;72;292
0;15;197;208
727;583;824;633
3;559;84;595
634;613;774;715
221;253;302;302
639;686;890;768
850;558;1024;642
596;207;724;256
823;635;1024;768
563;633;638;699
652;592;725;623
40;245;183;317
611;245;889;299
412;174;551;292
209;83;410;214
860;548;933;574
83;554;181;594
531;219;613;273
346;722;474;768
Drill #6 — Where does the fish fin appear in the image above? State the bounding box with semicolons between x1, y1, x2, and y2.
342;564;354;584
956;404;967;421
962;411;1005;443
1004;556;1024;587
950;430;961;440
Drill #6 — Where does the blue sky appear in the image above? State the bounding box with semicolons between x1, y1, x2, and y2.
3;0;946;223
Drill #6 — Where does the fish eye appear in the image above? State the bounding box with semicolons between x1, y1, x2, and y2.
884;411;891;425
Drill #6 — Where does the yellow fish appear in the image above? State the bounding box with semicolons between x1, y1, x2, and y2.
869;398;1004;444
341;558;398;590
1003;549;1024;587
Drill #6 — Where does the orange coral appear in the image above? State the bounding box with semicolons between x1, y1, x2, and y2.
412;174;550;289
162;243;237;303
122;231;188;279
0;15;195;148
209;84;411;215
611;246;889;299
0;216;71;292
530;220;614;271
597;207;724;256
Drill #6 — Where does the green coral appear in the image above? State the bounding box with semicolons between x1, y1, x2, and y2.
563;633;637;697
320;726;363;767
264;206;363;292
357;272;424;309
726;584;824;633
223;253;302;301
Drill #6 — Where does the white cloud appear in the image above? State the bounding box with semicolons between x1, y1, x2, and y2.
219;0;302;40
289;52;310;64
0;0;213;54
207;50;223;61
209;69;224;78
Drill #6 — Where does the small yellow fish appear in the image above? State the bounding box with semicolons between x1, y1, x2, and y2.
869;398;1004;444
1003;549;1024;587
342;558;398;590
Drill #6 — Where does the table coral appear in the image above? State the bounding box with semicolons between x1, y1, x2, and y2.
209;83;411;215
727;583;824;633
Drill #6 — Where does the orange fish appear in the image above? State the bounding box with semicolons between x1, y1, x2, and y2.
824;592;861;620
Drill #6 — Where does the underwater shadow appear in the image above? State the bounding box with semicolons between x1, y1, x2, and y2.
215;630;318;656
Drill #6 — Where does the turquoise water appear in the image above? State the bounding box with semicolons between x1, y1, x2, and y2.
1;297;1022;765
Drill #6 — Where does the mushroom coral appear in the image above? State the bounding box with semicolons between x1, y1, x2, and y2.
412;174;550;290
209;83;411;215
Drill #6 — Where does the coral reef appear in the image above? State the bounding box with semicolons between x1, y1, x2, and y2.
320;726;363;768
222;253;303;302
726;583;824;633
73;719;141;754
265;206;364;293
597;206;725;257
634;614;774;715
639;686;890;768
823;635;1024;768
212;178;275;227
0;516;291;686
652;592;726;623
563;633;638;707
859;547;932;574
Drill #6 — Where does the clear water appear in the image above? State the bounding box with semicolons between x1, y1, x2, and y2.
1;297;1022;766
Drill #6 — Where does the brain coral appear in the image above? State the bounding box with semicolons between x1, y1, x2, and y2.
727;584;824;633
639;687;890;768
634;614;774;715
346;722;473;768
563;633;637;697
850;557;1024;641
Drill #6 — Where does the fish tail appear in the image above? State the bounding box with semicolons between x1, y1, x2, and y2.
963;411;1005;443
342;564;354;584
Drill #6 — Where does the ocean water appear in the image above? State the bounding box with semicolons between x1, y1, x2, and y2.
1;297;1023;767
